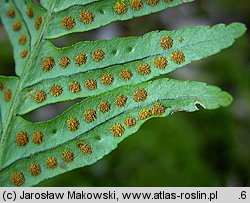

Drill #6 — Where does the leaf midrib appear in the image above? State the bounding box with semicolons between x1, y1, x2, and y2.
0;1;56;168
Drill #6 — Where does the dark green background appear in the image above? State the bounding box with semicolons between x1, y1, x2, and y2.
0;0;249;186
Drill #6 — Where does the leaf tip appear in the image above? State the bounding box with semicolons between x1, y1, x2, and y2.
228;22;247;38
220;91;233;107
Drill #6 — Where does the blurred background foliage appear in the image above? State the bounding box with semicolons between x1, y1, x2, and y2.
0;0;249;186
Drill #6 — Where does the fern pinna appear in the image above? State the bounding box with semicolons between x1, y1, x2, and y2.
0;0;246;186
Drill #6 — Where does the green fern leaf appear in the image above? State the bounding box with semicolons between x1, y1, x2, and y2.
0;0;246;186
